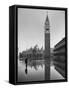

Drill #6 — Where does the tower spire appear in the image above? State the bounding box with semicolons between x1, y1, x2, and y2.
45;11;50;25
44;11;50;32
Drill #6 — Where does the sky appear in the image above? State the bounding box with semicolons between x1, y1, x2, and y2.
18;8;65;52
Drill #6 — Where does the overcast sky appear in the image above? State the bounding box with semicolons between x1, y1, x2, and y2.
18;8;65;52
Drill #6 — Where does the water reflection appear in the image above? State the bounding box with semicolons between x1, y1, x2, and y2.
18;57;64;82
44;57;50;80
25;58;28;74
18;59;45;82
25;65;28;75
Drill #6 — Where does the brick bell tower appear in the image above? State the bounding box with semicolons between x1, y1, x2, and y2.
44;12;50;80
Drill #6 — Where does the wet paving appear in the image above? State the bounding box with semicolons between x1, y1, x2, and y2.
18;59;64;82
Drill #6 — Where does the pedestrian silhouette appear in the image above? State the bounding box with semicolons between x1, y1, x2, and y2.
25;58;28;65
25;58;28;74
25;67;27;74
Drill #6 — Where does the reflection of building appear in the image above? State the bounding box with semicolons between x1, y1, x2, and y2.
44;13;50;80
53;38;65;78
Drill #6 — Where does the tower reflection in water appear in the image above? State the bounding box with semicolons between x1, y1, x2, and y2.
44;58;50;80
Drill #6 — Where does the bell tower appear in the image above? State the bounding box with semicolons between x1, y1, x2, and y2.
44;12;50;80
44;12;50;58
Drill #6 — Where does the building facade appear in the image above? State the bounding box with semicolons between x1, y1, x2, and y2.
19;49;44;60
53;38;65;78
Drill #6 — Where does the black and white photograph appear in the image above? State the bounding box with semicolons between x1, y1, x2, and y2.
17;7;67;83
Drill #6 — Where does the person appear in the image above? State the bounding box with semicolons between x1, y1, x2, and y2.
25;58;28;64
25;67;27;74
25;58;28;74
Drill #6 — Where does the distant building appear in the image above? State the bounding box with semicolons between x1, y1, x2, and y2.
53;38;65;78
19;46;44;60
